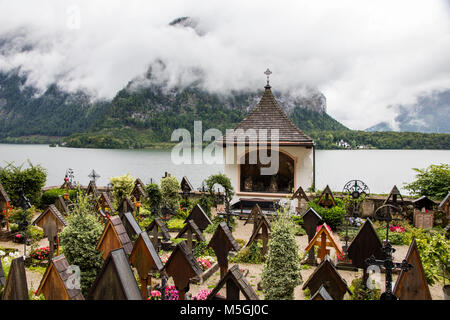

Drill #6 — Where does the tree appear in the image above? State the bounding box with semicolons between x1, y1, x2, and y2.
261;211;301;300
109;173;135;207
404;163;450;200
146;183;162;214
160;176;180;210
0;161;47;206
59;191;104;295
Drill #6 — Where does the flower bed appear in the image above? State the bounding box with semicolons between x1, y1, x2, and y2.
30;246;51;261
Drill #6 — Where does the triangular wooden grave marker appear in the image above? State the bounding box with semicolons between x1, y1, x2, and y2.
184;204;212;232
164;241;203;300
393;237;432;300
292;186;310;212
0;183;11;230
317;185;336;208
245;215;271;257
88;248;142;300
302;255;351;300
97;192;115;214
347;218;383;283
54;195;70;215
96;215;133;260
36;254;84;300
208;222;241;279
118;197;136;218
438;192;450;215
176;219;205;252
0;258;5;287
384;185;404;205
244;204;264;229
181;176;194;193
33;204;67;259
121;211;142;242
305;223;343;263
146;217;171;251
310;284;334;300
129;231;164;299
206;264;259;300
86;180;99;198
131;179;148;202
1;256;28;300
301;207;322;264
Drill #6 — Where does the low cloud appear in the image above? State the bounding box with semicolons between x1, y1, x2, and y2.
0;0;449;129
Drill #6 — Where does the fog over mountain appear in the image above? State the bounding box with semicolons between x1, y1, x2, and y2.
0;0;450;130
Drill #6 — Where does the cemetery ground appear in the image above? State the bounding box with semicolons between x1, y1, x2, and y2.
1;210;445;300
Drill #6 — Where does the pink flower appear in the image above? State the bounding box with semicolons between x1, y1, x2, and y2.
316;224;331;232
15;234;21;238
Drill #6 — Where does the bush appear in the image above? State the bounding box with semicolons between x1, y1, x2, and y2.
0;161;47;207
160;176;180;210
404;163;450;200
230;240;264;264
145;183;162;214
308;198;346;229
109;174;135;207
350;277;380;300
166;217;185;230
59;192;104;295
40;188;77;208
261;213;302;300
193;240;215;258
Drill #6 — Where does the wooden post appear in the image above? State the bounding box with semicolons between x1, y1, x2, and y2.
140;277;148;299
319;233;327;260
220;262;228;280
186;229;193;253
56;234;60;256
5;201;10;231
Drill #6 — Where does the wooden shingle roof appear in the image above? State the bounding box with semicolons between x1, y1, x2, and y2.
176;219;205;242
1;256;28;300
218;85;314;146
181;176;194;192
96;215;133;259
121;211;142;241
184;204;212;231
118;197;136;218
129;231;164;276
37;255;84;300
0;183;10;203
207;264;259;300
33;205;67;229
438;192;450;211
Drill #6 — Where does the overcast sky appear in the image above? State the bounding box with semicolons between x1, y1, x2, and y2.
1;0;449;130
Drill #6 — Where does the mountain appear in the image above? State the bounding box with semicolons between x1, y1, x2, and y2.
366;90;450;133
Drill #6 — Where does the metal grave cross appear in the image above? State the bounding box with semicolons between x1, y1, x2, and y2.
88;169;100;182
264;68;272;86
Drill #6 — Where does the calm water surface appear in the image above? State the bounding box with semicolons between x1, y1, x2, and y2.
0;144;448;195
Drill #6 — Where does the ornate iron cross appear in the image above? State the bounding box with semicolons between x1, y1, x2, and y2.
88;169;100;182
264;68;272;86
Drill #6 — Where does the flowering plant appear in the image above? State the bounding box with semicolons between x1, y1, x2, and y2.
148;290;162;300
316;224;332;233
196;256;215;271
165;285;179;300
30;246;51;261
194;289;212;300
347;217;365;227
389;225;405;233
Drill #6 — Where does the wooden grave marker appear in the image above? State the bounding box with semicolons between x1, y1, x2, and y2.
121;211;142;242
206;264;259;300
36;254;84;300
302;255;351;300
184;204;212;232
164;241;203;300
131;178;148;204
129;231;164;299
292;186;309;213
393;237;432;300
88;248;142;300
305;223;343;263
244;215;271;257
86;180;100;198
97;192;115;215
244;204;264;232
1;256;28;300
208;222;241;279
347;218;384;284
384;185;404;205
317;185;336;208
310;284;333;300
33;204;67;259
0;182;12;231
118;197;136;219
439;192;450;218
0;258;5;287
54;195;70;215
175;219;205;253
413;196;435;229
146;217;171;251
96;215;133;260
301;208;322;264
181;176;194;193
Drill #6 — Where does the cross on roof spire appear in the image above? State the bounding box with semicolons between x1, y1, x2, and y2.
264;68;272;86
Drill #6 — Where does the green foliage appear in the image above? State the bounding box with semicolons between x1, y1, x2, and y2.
204;215;236;234
192;195;213;218
307;197;346;229
193;241;215;258
349;277;380;300
160;176;181;210
59;192;104;295
261;213;302;300
0;161;47;206
204;173;234;203
9;207;34;232
28;225;44;244
109;174;135;207
166;217;186;230
404;164;450;200
145;183;162;214
230;240;264;264
40;188;78;208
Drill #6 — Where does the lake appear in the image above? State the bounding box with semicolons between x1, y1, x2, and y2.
0;144;448;195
